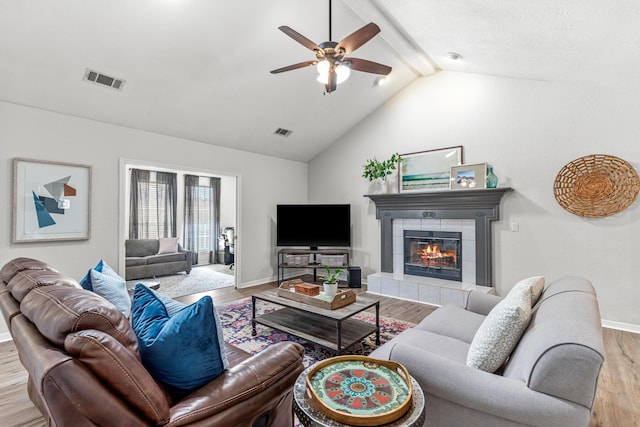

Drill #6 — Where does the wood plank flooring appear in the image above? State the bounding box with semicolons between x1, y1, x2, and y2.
1;280;638;426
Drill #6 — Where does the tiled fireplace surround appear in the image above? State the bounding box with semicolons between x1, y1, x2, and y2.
365;189;511;306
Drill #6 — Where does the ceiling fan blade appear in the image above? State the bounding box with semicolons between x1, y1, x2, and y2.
336;22;380;55
270;60;317;74
345;57;392;75
326;69;337;93
278;26;321;51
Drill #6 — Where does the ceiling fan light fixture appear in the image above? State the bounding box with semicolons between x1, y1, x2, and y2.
316;61;351;85
316;59;330;75
271;0;390;94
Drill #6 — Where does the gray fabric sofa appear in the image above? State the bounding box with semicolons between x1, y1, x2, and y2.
125;239;192;280
370;276;604;427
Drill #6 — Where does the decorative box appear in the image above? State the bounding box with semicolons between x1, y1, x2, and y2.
294;282;321;296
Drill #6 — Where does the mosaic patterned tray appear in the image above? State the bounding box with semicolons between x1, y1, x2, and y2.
305;355;413;426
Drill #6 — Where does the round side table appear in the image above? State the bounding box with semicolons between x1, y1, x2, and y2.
293;365;425;427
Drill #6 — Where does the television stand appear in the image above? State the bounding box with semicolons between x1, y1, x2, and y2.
278;248;350;284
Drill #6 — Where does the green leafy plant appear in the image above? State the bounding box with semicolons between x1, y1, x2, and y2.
362;153;403;182
323;265;345;284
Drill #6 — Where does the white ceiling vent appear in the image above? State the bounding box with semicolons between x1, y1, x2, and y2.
83;68;125;91
274;128;293;137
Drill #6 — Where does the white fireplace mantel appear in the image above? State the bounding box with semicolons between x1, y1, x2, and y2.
365;188;512;287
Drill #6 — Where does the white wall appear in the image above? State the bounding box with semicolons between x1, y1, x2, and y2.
309;71;640;328
1;101;308;338
220;175;236;230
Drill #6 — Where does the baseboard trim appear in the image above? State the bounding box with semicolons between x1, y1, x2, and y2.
238;276;274;288
602;319;640;334
0;332;12;343
238;270;314;289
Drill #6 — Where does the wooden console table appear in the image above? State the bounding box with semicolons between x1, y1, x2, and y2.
277;248;350;284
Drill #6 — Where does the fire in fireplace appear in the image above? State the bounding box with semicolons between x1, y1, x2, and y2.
404;230;462;281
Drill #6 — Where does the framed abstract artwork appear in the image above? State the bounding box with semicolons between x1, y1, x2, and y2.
399;146;463;192
450;163;487;190
13;158;92;242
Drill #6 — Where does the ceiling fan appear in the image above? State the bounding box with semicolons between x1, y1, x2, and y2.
270;0;392;94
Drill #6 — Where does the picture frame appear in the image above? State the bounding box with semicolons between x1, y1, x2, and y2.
399;146;463;192
450;163;487;190
13;158;92;242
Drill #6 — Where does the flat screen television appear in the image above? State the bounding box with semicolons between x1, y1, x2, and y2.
277;204;351;249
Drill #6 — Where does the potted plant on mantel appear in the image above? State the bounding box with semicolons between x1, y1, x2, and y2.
362;153;403;193
322;265;345;298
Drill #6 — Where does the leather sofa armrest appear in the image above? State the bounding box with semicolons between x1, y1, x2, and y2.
168;342;304;425
387;343;590;427
465;291;502;315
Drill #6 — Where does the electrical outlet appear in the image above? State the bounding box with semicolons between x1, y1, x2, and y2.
510;222;519;232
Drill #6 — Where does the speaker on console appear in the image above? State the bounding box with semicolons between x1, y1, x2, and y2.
348;266;361;288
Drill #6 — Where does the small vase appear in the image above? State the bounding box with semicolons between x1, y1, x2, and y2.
323;282;338;298
486;166;498;188
379;179;389;194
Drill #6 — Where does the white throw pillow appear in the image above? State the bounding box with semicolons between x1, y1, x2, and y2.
157;237;179;255
510;276;545;306
466;286;532;372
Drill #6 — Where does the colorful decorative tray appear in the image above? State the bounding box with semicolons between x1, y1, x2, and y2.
305;355;413;426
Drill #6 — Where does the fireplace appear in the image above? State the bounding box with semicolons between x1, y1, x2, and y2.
404;230;462;281
366;188;511;286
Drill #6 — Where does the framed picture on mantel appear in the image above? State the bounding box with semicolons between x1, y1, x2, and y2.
450;163;487;190
399;146;463;192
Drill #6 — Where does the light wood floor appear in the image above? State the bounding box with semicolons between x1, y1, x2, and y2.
1;280;638;426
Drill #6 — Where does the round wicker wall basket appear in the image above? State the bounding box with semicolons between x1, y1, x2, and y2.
553;154;640;218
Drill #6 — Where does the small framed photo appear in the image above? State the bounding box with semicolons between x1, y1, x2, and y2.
399;146;463;192
13;158;92;242
450;163;487;190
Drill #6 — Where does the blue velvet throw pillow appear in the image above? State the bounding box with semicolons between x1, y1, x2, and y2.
144;285;188;317
131;284;227;395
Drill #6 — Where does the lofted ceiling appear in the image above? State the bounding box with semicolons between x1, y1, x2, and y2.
1;0;639;162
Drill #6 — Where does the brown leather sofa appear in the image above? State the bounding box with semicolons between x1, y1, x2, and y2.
0;257;305;427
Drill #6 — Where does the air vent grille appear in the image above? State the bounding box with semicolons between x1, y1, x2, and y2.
274;128;293;137
83;68;125;91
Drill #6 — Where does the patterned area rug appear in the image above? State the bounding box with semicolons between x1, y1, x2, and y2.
216;298;415;367
134;265;234;298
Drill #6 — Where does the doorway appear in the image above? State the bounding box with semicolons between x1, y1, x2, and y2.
119;159;238;289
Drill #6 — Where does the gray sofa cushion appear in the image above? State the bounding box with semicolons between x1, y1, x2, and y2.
126;239;160;258
416;304;485;344
146;253;186;265
126;257;147;267
370;328;470;363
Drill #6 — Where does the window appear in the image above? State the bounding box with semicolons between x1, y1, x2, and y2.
129;169;177;239
184;175;220;264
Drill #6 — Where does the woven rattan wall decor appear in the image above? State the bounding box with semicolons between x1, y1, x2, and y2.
553;154;640;218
